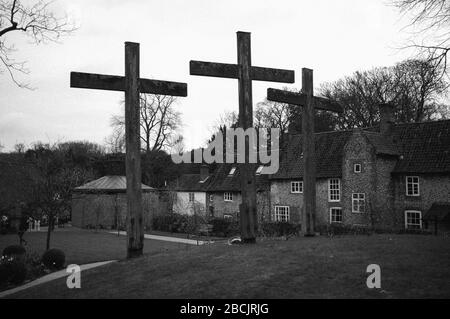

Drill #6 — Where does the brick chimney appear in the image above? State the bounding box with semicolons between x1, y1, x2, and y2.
200;165;209;181
379;103;394;136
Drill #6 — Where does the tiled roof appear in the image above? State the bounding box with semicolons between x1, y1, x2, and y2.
207;163;269;192
391;120;450;174
423;202;450;221
363;131;399;156
270;130;353;180
74;175;154;193
171;164;269;193
171;173;213;192
172;119;450;187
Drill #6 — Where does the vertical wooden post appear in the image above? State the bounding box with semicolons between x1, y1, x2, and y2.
302;68;316;236
125;42;144;258
237;31;257;243
434;216;438;236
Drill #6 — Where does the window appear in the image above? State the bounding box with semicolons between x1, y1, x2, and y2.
224;192;233;202
354;163;362;173
291;181;303;193
406;176;420;196
256;165;264;175
330;207;343;223
199;176;209;183
188;193;195;202
274;206;290;222
352;193;366;213
328;179;341;202
228;167;236;176
405;210;422;229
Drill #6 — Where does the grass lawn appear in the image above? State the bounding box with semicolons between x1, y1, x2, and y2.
4;234;450;299
0;227;189;265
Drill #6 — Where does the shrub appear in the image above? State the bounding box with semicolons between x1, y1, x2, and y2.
2;245;26;259
0;257;27;287
42;249;65;270
210;218;240;237
259;222;301;237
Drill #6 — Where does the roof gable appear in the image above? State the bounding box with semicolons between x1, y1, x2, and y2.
391;120;450;174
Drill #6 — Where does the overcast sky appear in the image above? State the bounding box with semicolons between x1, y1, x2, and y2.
0;0;413;152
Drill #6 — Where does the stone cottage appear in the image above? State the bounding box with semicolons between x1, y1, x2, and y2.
170;104;450;233
270;104;450;233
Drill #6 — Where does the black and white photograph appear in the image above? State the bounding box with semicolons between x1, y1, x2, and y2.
0;0;449;304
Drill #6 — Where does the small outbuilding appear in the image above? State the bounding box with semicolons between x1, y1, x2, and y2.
423;202;450;235
71;175;158;230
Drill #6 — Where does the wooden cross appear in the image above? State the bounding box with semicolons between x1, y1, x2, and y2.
190;31;294;243
267;68;342;236
70;42;187;258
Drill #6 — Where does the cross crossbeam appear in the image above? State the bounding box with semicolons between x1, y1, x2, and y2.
267;69;342;237
70;42;187;258
190;61;294;83
267;88;343;113
190;31;295;243
71;72;187;96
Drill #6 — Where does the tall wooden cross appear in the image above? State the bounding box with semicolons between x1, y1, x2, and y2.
267;68;342;236
190;31;295;243
70;42;187;258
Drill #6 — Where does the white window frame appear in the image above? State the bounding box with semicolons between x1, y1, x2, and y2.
224;192;233;202
274;206;290;222
352;193;366;213
404;210;422;230
330;207;343;223
406;176;420;197
328;178;341;202
290;181;303;194
354;163;362;173
188;192;195;202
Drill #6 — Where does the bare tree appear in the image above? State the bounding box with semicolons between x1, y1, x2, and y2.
14;142;26;153
320;59;448;129
0;0;76;88
255;98;290;134
25;143;93;250
104;125;125;154
393;59;447;122
110;94;183;153
392;0;450;78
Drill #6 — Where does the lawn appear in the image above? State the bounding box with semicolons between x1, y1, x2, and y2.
0;227;189;265
4;233;450;299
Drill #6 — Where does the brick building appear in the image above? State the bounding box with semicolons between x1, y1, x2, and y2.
270;105;450;233
172;163;270;222
172;105;450;233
